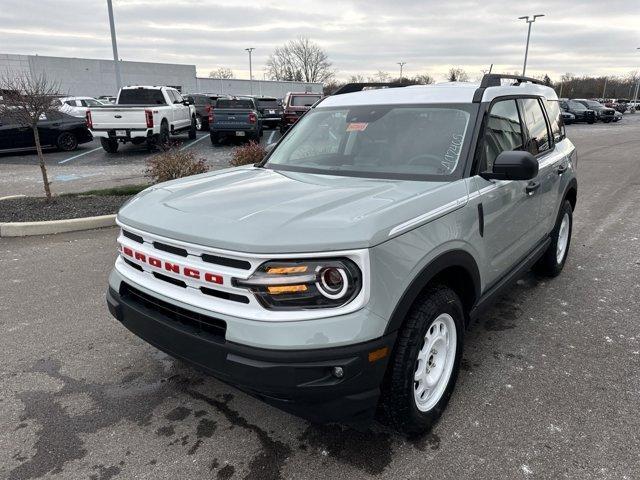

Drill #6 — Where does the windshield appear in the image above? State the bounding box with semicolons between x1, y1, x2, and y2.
290;95;321;107
582;100;601;108
118;89;166;105
216;99;254;109
265;104;475;180
567;100;586;111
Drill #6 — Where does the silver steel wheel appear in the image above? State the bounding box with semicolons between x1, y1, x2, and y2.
556;213;570;264
195;115;202;130
414;313;457;412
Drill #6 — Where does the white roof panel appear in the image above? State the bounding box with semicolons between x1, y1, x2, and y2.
318;81;558;108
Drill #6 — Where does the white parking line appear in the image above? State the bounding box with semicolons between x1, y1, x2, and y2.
58;146;103;164
268;131;276;144
180;134;210;151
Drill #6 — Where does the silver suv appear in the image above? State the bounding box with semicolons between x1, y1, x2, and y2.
107;74;577;435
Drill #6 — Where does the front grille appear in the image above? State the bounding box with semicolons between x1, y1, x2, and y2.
123;229;143;244
120;283;226;340
152;271;187;288
153;241;188;257
202;253;251;270
201;286;250;304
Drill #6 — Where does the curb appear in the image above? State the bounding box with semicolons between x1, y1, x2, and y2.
0;214;116;237
0;194;27;201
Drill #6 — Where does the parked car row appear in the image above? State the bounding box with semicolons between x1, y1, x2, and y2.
559;98;623;124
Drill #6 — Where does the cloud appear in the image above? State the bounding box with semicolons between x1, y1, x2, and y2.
1;0;638;81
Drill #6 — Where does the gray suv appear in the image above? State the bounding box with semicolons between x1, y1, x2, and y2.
107;74;577;435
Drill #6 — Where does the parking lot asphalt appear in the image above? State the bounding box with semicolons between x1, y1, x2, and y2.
0;129;282;197
1;117;639;480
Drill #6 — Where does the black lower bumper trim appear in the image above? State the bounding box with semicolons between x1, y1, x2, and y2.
107;285;395;423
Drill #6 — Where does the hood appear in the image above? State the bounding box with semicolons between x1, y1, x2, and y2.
118;166;467;253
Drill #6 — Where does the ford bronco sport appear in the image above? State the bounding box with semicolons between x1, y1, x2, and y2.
107;74;577;435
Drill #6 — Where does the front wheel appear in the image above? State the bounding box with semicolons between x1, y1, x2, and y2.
534;200;573;277
100;137;118;153
57;132;78;151
379;286;464;435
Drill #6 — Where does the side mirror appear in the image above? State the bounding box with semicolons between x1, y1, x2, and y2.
480;151;538;181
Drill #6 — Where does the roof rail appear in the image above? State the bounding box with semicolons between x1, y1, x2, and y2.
332;82;404;96
473;73;546;102
479;73;545;88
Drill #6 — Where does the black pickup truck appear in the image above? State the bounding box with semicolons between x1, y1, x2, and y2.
209;97;263;144
559;99;596;124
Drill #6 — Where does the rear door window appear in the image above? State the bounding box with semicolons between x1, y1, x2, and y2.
520;98;551;155
544;99;565;143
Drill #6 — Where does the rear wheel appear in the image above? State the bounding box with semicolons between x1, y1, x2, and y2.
210;132;219;146
534;200;573;277
379;286;464;435
57;132;78;151
100;137;118;153
189;116;197;139
195;114;203;131
157;121;170;151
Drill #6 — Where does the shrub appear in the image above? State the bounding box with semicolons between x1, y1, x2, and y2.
230;141;267;167
146;149;209;183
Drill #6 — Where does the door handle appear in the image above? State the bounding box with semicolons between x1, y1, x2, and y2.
525;181;540;196
557;164;568;175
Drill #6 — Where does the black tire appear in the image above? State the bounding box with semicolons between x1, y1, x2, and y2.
100;137;118;153
57;132;78;151
534;200;573;277
209;132;219;146
131;137;146;145
189;116;197;139
158;121;170;151
587;118;595;124
379;286;464;436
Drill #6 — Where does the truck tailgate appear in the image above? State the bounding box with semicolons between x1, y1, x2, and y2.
90;107;148;130
213;109;254;129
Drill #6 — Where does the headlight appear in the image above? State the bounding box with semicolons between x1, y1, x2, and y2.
234;258;362;310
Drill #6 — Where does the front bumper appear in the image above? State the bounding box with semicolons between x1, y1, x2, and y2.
106;284;395;423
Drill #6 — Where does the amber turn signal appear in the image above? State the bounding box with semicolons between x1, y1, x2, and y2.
368;347;389;363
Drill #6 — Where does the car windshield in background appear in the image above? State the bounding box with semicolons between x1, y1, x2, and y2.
257;99;279;109
583;100;602;108
567;100;587;110
216;99;254;109
266;104;475;180
291;95;321;107
118;89;166;105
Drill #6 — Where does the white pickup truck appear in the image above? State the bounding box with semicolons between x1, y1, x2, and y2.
87;86;197;153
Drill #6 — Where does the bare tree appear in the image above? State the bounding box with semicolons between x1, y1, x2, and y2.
0;71;60;200
447;68;470;82
208;67;234;79
266;37;334;83
348;74;366;83
413;74;435;85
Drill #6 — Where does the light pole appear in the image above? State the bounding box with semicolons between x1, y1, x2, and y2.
397;62;406;83
518;14;544;76
245;47;255;95
106;0;122;91
602;76;608;99
634;48;640;108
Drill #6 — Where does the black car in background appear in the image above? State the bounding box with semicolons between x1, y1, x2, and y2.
251;96;283;129
559;99;596;124
0;111;92;153
187;93;222;131
574;99;616;123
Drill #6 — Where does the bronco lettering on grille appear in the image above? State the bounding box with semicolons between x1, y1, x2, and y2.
120;245;223;285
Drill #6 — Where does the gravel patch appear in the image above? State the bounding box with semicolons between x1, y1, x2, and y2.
0;195;130;223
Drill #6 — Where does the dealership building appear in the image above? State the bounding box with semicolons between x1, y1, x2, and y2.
0;53;322;98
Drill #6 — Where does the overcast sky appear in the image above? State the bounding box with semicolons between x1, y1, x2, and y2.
1;0;639;82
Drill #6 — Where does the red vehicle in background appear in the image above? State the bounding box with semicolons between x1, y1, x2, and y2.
279;92;323;134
